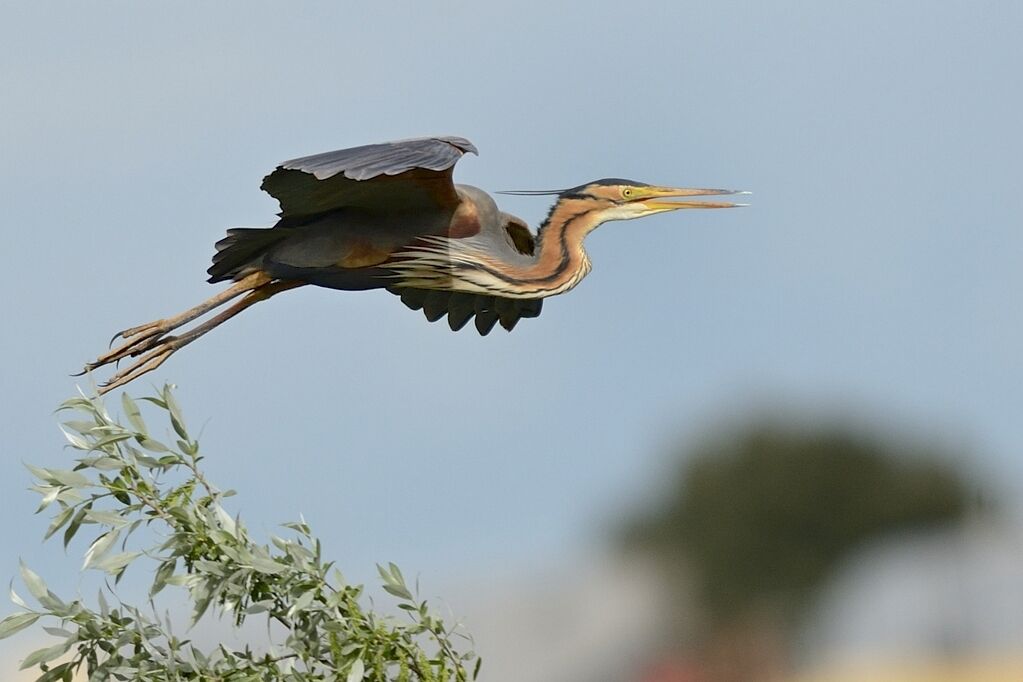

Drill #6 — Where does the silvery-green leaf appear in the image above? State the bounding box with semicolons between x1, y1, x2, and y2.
63;506;88;549
248;557;286;575
245;600;273;614
19;638;73;670
165;574;197;587
376;564;391;584
37;662;72;682
62;420;96;435
34;487;60;514
382;583;414;600
0;612;40;639
150;560;176;597
286;589;315;618
332;568;347;586
42;626;73;638
9;583;28;609
54;488;85;506
88;456;125;471
138;396;166;409
121;393;147;434
191;589;214;624
25;464;53;483
137;437;170;453
93;551;140;574
47;469;90;488
19;562;47;601
83;530;119;570
84;509;130;528
58;426;90;450
164;388;188;440
192;560;225;576
346;658;365;682
43;505;75;541
213;504;237;537
92;433;134;450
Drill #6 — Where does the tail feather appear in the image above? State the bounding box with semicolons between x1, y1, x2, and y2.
207;228;288;283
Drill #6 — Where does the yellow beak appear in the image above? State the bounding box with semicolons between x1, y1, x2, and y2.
636;186;750;211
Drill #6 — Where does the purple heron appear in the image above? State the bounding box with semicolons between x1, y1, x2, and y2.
84;136;746;393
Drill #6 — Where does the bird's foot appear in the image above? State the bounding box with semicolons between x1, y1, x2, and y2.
78;274;301;395
82;319;178;377
94;337;182;395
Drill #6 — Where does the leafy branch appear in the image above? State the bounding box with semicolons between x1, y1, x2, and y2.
2;386;478;681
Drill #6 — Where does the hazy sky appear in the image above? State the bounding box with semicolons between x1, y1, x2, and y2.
2;0;1021;672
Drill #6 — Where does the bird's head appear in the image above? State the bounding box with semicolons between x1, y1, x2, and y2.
560;179;748;221
501;179;747;225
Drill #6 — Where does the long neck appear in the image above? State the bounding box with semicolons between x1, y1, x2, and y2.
398;198;604;299
511;198;602;297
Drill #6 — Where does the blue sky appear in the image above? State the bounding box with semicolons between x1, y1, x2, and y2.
2;0;1021;672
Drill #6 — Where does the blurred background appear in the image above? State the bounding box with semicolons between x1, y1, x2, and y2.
2;1;1022;680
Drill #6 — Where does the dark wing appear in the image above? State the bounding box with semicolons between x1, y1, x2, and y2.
389;289;544;335
261;136;477;220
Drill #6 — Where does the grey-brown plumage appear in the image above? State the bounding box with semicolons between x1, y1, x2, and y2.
262;136;476;218
84;135;746;393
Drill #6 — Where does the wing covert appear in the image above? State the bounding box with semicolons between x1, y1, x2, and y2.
261;136;477;220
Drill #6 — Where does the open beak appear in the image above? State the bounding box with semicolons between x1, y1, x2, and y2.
636;186;750;211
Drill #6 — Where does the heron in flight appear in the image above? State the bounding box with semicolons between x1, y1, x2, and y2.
85;136;746;393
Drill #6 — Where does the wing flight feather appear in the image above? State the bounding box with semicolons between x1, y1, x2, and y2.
261;136;477;219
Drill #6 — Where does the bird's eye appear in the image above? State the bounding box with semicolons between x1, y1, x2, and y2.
622;188;633;199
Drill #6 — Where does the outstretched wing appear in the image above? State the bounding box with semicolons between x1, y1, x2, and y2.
261;136;478;220
389;288;543;335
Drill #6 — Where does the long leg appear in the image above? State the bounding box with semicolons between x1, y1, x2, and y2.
116;272;273;342
90;278;305;394
84;272;272;374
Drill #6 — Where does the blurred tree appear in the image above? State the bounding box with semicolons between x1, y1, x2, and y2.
622;422;980;642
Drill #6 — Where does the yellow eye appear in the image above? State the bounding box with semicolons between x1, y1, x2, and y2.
622;187;633;199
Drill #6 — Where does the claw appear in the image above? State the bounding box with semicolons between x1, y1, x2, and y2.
108;320;165;348
93;329;173;369
98;345;176;395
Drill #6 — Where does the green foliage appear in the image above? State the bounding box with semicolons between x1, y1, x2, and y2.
623;422;978;629
4;386;478;681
